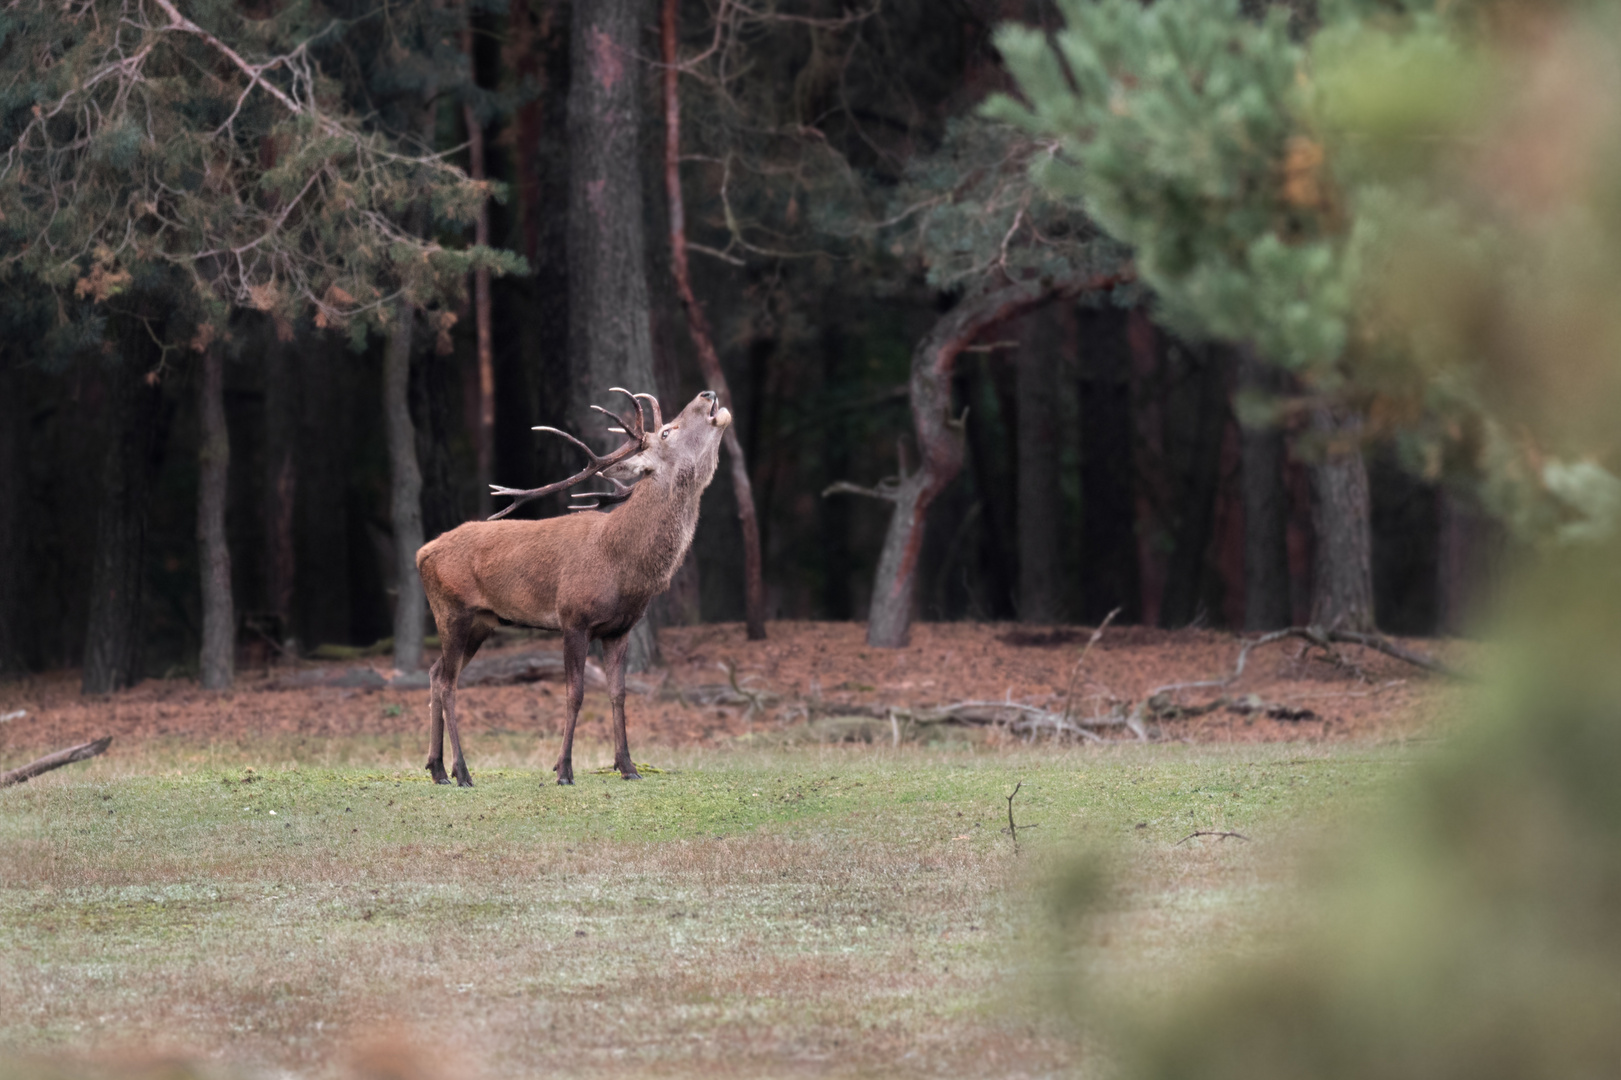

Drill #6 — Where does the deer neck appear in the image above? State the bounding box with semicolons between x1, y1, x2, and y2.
598;465;706;595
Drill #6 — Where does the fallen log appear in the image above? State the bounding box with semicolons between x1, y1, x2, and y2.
1;737;113;789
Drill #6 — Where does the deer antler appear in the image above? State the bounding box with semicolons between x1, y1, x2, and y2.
566;475;636;512
488;388;650;520
633;393;663;431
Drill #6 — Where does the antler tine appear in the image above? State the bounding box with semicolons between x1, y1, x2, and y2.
633;392;663;431
607;388;648;439
530;425;601;463
590;404;642;438
567;476;635;513
488;423;644;520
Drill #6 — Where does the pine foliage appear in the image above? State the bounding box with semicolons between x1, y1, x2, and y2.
0;0;523;350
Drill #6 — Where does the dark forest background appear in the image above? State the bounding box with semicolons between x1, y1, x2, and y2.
0;0;1494;686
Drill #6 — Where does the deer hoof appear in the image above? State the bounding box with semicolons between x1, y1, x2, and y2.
452;765;473;788
556;776;573;786
427;762;449;785
620;769;642;780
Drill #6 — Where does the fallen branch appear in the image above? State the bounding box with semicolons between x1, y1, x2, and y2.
1;737;113;789
1061;608;1120;725
1176;830;1250;845
1315;628;1468;681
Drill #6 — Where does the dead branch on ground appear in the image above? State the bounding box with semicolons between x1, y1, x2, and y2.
1176;830;1250;844
1;737;113;789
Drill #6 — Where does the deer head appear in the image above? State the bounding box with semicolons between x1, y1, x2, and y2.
600;390;731;496
488;389;730;518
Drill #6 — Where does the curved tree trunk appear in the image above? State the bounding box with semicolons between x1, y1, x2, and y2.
197;345;234;689
662;0;766;640
82;353;160;693
386;301;427;673
1308;405;1375;631
860;271;1128;648
570;0;660;671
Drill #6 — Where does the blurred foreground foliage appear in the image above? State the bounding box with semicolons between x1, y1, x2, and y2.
1011;1;1621;1076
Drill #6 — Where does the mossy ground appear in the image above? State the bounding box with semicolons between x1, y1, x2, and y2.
0;737;1418;1078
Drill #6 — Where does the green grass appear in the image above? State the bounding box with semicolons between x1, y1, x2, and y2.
0;738;1419;1078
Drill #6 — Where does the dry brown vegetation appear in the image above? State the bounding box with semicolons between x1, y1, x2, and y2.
0;622;1462;758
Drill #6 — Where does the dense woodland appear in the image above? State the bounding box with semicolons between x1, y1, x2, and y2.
0;0;1509;689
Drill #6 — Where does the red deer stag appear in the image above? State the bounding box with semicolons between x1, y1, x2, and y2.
416;389;731;785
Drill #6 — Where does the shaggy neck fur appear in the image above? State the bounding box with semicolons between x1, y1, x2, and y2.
599;440;721;597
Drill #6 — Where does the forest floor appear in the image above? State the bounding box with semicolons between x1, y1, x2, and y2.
0;623;1467;1079
0;621;1469;760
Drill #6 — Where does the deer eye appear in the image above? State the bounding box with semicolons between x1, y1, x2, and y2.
660;429;669;440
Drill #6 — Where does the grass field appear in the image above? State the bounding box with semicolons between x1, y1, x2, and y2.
0;734;1422;1078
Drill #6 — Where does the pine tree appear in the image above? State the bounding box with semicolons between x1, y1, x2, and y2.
988;0;1378;629
1;0;521;686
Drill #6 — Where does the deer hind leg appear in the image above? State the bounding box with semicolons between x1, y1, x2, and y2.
601;632;641;780
555;627;590;785
426;657;449;784
443;620;491;789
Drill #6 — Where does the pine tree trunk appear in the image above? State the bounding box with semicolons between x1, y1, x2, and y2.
662;0;766;640
864;272;1126;647
1238;348;1291;630
570;0;659;670
197;346;234;689
1308;406;1375;631
386;300;427;672
1077;306;1141;624
1437;488;1502;635
82;356;159;693
1158;343;1229;628
0;361;23;675
263;341;298;648
464;19;496;520
1015;308;1064;623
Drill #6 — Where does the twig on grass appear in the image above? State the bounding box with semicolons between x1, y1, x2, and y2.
1176;830;1250;845
1003;781;1038;852
1;737;113;789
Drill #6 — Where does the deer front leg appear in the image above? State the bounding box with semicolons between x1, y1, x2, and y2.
601;632;641;780
444;677;473;788
426;657;449;784
555;628;589;785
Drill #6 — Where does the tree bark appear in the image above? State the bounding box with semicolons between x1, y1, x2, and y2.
1437;487;1501;636
1237;348;1291;630
0;361;23;675
859;271;1128;648
1077;305;1141;624
662;0;766;639
464;19;496;521
263;340;297;649
386;300;427;672
1015;308;1064;623
1307;405;1375;631
196;346;234;689
1157;343;1230;628
570;0;660;670
82;354;160;694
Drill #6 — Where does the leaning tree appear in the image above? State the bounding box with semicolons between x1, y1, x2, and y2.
824;119;1131;647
